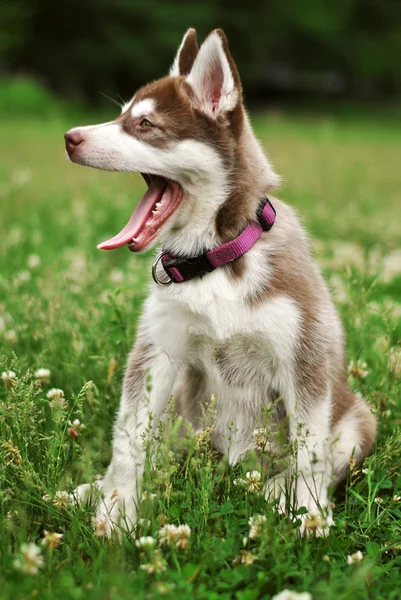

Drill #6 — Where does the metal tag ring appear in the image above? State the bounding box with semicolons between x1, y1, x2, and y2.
152;252;173;286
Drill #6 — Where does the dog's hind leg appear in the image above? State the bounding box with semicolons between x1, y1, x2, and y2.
331;391;377;484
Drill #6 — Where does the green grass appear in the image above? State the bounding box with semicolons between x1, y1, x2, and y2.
1;101;401;600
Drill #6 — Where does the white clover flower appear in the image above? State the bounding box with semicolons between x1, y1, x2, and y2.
347;550;363;565
53;490;70;508
249;514;267;539
27;254;41;269
245;470;263;493
41;530;63;549
34;368;51;385
388;347;401;378
109;269;124;285
159;523;191;549
42;493;51;502
361;468;369;475
139;550;166;574
393;495;401;502
5;330;17;344
135;536;156;549
272;591;312;600
67;419;85;438
374;497;383;504
141;491;157;502
15;270;31;284
348;360;369;380
1;370;16;387
253;428;267;449
381;250;401;282
46;388;64;400
233;550;257;566
137;518;151;528
13;542;44;575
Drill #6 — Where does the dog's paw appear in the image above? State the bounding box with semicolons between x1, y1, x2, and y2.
71;478;137;538
265;472;334;536
70;478;104;505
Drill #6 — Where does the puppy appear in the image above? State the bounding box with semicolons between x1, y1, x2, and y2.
65;28;376;536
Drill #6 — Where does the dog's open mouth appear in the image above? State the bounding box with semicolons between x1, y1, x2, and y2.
97;174;183;252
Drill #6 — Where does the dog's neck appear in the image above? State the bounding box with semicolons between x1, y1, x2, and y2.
162;113;280;258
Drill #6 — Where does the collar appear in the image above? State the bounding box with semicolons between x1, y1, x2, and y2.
152;197;276;285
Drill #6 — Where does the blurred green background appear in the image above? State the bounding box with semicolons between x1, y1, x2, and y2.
1;0;401;106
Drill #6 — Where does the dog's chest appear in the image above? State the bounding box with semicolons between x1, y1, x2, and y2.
148;285;301;384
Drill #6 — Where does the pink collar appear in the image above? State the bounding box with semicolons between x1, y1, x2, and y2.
152;197;276;285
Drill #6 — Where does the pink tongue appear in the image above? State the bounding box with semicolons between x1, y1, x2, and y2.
97;177;167;250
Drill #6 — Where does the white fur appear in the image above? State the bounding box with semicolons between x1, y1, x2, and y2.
186;31;239;117
131;98;155;118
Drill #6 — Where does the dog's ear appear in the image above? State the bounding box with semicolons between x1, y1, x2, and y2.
170;28;199;77
186;29;241;119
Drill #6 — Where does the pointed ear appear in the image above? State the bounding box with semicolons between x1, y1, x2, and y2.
170;28;199;77
186;29;241;118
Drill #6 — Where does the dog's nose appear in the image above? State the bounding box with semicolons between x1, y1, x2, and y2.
64;130;84;154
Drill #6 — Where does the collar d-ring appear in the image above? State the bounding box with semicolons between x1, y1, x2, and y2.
152;252;173;286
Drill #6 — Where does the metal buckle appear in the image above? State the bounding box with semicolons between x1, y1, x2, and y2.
163;253;215;282
152;252;173;286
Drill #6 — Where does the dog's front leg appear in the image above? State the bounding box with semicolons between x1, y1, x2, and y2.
266;387;333;536
90;340;177;537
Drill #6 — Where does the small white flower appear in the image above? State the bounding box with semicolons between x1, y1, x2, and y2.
393;495;400;502
159;523;191;549
67;419;85;438
374;497;383;504
249;514;267;539
34;368;51;385
109;269;124;285
381;250;401;282
272;591;312;600
135;536;156;549
138;518;151;528
388;347;401;378
245;470;263;493
139;550;166;574
46;388;64;400
242;536;249;547
53;490;70;508
253;428;267;449
348;360;369;380
141;491;157;502
1;370;16;387
5;329;17;344
41;530;63;549
27;254;41;269
15;270;31;284
361;468;369;475
347;550;363;565
13;542;44;575
42;493;51;502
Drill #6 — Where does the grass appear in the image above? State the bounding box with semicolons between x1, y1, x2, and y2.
1;96;401;600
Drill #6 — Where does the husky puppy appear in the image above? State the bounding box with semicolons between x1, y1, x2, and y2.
65;28;376;536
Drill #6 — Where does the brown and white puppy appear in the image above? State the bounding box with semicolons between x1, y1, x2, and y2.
65;29;376;536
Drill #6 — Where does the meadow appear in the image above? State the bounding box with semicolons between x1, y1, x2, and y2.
1;84;401;599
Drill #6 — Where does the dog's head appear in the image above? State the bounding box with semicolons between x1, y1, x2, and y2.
65;29;277;254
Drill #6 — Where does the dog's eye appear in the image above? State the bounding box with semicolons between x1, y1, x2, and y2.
140;118;153;128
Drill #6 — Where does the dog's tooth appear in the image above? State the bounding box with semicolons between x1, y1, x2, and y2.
155;201;162;209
